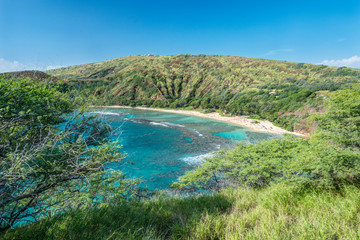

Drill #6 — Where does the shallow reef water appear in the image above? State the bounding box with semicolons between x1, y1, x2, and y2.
89;108;280;190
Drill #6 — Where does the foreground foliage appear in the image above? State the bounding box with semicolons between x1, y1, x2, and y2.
175;135;360;191
0;76;141;231
3;185;360;239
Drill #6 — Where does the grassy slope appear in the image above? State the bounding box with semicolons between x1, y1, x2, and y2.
4;185;360;239
47;55;360;133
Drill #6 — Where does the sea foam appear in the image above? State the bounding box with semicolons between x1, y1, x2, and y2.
149;121;185;128
193;129;204;137
181;152;214;165
89;111;122;116
149;122;170;127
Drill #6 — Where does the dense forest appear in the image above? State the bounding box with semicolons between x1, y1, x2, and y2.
2;55;360;239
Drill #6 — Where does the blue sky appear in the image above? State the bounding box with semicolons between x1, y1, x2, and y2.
0;0;359;72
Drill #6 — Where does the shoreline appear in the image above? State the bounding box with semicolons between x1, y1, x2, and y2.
92;106;306;137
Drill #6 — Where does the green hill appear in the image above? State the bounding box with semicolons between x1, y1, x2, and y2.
47;55;360;133
1;70;62;81
2;56;360;239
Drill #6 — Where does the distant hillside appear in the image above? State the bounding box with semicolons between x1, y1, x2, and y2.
47;55;360;133
1;70;62;81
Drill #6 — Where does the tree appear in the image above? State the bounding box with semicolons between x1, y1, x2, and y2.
174;85;360;191
313;84;360;149
0;76;139;231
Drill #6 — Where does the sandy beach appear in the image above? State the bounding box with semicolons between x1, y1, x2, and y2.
93;106;306;137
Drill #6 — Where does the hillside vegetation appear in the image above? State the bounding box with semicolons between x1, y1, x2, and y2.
47;55;360;133
0;70;61;81
2;56;360;239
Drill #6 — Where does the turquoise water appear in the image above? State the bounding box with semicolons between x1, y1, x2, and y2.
89;108;280;190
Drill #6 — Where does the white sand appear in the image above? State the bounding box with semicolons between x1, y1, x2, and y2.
93;106;306;137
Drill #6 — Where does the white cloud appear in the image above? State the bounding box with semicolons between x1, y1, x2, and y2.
0;58;67;73
45;65;67;70
320;56;360;69
264;49;293;56
0;58;30;73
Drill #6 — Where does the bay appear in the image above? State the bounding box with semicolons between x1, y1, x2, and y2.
89;108;280;190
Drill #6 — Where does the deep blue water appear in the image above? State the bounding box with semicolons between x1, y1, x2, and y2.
89;108;280;190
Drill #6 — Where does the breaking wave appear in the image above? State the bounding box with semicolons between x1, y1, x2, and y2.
181;152;214;165
149;122;170;127
149;121;185;128
89;111;122;116
193;129;203;137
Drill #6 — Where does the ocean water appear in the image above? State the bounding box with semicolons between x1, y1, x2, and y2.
89;108;280;190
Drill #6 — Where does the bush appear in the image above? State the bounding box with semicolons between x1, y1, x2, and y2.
175;135;360;190
0;76;141;231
